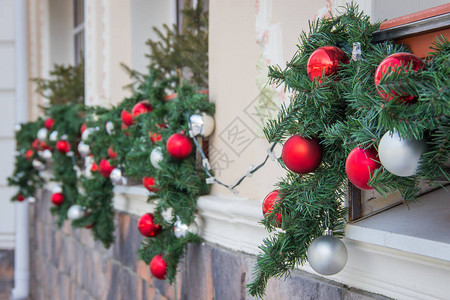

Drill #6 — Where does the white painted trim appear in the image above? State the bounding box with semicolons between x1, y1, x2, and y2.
0;233;15;250
346;223;450;262
169;0;177;26
12;1;30;299
113;185;154;216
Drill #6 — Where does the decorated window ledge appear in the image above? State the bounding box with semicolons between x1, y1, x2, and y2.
11;4;449;298
346;188;450;262
110;185;450;300
42;173;450;266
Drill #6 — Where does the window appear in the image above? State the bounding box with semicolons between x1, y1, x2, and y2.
175;0;209;32
73;0;84;65
348;4;450;222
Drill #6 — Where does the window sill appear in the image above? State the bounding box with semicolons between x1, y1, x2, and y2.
345;187;450;262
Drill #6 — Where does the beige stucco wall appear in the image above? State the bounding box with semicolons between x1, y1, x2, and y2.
208;0;327;200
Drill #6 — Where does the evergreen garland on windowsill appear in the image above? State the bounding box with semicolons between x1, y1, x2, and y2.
8;0;212;281
248;4;449;298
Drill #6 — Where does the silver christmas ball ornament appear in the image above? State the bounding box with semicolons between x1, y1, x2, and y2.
77;141;91;157
81;128;95;141
49;131;58;142
52;185;63;194
106;121;115;135
42;149;53;162
150;147;163;170
67;205;86;220
37;128;48;141
190;113;215;137
32;159;46;171
173;218;199;238
14;123;22;132
27;196;36;203
60;134;68;140
379;131;427;177
307;233;348;276
110;168;124;185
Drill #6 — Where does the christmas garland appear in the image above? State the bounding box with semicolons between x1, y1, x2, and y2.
248;4;449;297
8;121;45;202
46;104;86;226
8;0;212;280
8;71;214;265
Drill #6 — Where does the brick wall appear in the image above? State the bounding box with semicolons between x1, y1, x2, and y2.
29;190;389;300
0;249;14;299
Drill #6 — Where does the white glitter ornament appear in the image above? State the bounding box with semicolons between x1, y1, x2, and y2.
81;128;95;141
49;131;59;142
52;185;63;194
106;121;115;135
42;149;53;162
67;205;86;220
150;147;163;170
32;159;46;171
173;217;199;238
110;168;125;185
77;141;91;158
37;128;48;141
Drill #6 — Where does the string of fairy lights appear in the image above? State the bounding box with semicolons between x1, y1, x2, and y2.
186;112;278;194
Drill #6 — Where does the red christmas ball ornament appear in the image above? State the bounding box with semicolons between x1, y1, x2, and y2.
132;100;153;117
33;139;51;151
156;123;168;129
17;194;25;202
345;146;381;190
137;213;162;237
307;46;349;82
374;52;424;103
282;135;323;174
262;190;282;225
25;149;34;160
91;161;98;172
44;118;54;130
40;141;51;151
107;147;117;159
84;211;94;229
166;133;193;159
121;123;130;137
142;176;159;192
32;139;40;150
56;140;71;154
164;93;178;101
99;159;114;177
150;254;167;280
149;132;162;143
51;193;64;206
80;123;87;134
121;110;133;126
